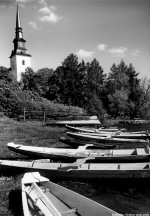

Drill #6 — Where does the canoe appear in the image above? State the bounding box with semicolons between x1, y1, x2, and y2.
67;132;150;144
7;142;150;162
22;172;119;216
66;125;126;133
46;119;101;126
1;159;150;178
79;132;150;139
60;136;117;148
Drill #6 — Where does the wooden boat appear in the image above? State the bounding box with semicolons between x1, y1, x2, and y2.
60;136;117;148
22;172;119;216
66;125;126;133
1;159;150;178
66;126;149;137
79;132;150;139
46;119;101;126
67;132;150;144
7;142;150;162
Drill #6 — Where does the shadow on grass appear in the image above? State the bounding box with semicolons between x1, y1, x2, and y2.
9;189;23;216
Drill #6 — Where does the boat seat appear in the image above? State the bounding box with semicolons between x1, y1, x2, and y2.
137;149;146;155
43;187;78;215
61;208;77;216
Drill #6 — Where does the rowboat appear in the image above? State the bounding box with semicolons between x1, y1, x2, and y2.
79;132;150;139
1;159;150;178
66;125;125;133
46;117;101;126
7;142;150;162
22;172;119;216
67;132;150;144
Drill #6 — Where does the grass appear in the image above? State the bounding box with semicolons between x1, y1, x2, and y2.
0;116;67;215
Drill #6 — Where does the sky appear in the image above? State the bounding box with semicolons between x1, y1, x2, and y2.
0;0;150;78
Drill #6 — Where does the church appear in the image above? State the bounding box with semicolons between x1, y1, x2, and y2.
9;3;31;82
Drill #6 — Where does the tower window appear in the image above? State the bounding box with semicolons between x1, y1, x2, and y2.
22;60;25;65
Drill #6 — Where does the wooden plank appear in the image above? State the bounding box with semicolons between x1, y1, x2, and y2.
25;185;54;216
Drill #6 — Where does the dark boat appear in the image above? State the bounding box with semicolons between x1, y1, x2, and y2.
60;136;117;148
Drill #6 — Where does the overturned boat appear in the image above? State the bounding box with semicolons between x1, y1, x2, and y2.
22;172;119;216
7;142;150;162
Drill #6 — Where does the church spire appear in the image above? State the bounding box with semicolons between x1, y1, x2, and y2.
9;2;32;81
15;3;23;39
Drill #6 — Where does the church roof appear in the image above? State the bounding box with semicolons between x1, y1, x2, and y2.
15;3;23;40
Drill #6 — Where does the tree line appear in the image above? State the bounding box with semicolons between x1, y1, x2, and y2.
1;53;150;120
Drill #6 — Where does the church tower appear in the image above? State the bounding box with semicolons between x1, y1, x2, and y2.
10;3;31;82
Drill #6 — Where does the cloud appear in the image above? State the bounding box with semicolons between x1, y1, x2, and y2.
76;49;94;58
28;21;38;29
38;5;62;23
132;50;140;56
108;47;128;57
109;47;128;54
97;44;108;51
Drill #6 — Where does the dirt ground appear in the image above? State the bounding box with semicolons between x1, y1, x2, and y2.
0;116;150;215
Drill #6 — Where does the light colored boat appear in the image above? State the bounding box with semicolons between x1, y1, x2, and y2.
66;125;148;136
7;142;150;162
55;119;101;125
79;132;150;139
66;125;125;133
67;132;150;144
1;159;150;178
22;172;119;216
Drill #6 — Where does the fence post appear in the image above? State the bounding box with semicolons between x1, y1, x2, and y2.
24;108;26;121
43;111;46;123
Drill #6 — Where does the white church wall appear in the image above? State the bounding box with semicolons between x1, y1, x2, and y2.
11;55;31;82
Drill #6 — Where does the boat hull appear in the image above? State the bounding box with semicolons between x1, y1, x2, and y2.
60;136;150;149
22;172;118;216
1;160;150;179
67;132;149;144
7;143;150;163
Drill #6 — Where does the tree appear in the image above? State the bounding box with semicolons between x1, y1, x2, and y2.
20;67;36;91
48;54;86;107
0;66;15;82
34;68;54;97
84;58;107;119
136;78;150;118
106;60;130;118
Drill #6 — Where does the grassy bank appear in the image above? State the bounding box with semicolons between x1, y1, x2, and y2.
0;116;67;215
